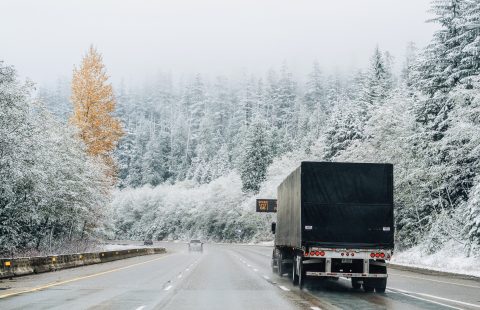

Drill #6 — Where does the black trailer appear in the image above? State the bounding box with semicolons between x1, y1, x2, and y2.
271;161;394;292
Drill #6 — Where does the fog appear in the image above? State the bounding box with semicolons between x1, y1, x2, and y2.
1;0;436;86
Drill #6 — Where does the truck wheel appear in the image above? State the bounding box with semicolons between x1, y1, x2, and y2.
271;250;277;273
298;261;305;289
363;280;374;292
375;278;387;293
292;257;299;285
277;252;284;276
351;278;361;289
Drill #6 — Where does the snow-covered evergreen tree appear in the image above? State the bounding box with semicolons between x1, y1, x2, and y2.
238;121;272;193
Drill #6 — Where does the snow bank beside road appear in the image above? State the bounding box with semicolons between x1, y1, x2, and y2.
392;241;480;278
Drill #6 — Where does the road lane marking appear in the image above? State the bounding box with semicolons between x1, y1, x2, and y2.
253;268;258;272
186;268;189;271
164;285;173;291
389;272;480;289
263;275;270;280
387;289;463;310
310;307;322;310
0;254;170;300
135;306;146;310
177;274;182;278
388;287;480;308
278;285;290;291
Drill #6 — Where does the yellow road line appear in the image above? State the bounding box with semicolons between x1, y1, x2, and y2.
0;254;170;299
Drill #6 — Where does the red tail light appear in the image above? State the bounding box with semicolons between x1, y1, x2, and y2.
351;253;354;257
315;251;320;256
319;251;325;256
380;253;385;258
341;253;344;256
304;251;309;256
310;251;315;256
370;253;375;258
375;253;380;258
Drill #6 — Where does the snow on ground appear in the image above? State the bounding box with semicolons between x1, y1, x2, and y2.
102;243;152;251
391;241;480;278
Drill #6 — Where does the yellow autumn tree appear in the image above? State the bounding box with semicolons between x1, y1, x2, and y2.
71;46;123;177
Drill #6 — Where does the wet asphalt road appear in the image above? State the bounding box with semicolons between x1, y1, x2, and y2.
0;242;479;310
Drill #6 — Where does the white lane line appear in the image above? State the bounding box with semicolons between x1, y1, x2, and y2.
177;274;182;278
263;275;270;280
186;268;189;271
135;306;146;310
278;285;290;291
164;285;173;291
247;264;251;267
389;272;480;289
310;307;322;310
388;287;480;309
253;268;258;272
387;289;463;310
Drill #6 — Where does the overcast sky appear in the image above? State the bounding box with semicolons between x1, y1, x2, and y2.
1;0;437;86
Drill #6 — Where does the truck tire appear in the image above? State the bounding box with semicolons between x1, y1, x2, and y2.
351;278;361;289
271;250;277;273
363;279;374;292
277;252;283;276
292;257;299;285
298;260;305;289
375;278;387;293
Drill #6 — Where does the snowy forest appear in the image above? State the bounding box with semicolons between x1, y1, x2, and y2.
1;0;480;259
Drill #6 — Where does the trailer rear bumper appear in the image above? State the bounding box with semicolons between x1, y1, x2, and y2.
306;271;388;278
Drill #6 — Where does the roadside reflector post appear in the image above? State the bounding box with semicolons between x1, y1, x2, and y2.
5;261;11;267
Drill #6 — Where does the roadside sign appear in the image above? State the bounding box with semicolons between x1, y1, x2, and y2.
256;199;277;213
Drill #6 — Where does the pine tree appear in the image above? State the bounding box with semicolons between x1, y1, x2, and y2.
303;61;325;110
401;42;418;87
361;46;393;106
324;98;365;160
465;177;480;254
239;121;272;193
413;0;467;135
71;46;124;176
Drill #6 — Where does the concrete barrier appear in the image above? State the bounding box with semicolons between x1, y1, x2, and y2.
0;247;166;280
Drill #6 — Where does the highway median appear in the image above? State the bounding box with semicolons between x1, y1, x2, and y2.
0;247;166;279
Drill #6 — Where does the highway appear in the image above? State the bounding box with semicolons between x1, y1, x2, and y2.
0;242;479;310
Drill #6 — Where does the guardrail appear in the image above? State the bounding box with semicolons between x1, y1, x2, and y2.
0;247;166;279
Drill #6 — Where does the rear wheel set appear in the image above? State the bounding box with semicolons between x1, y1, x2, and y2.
351;278;361;289
292;256;299;285
362;278;387;293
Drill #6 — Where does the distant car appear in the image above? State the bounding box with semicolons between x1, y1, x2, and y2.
188;239;203;252
144;239;153;246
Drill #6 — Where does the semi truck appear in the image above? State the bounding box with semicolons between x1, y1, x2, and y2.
271;162;394;292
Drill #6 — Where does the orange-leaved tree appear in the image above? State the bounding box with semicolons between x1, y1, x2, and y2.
70;46;123;178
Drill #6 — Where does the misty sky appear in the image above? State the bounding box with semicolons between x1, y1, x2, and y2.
1;0;437;86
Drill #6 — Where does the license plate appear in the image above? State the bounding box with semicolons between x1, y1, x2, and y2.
341;259;352;263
